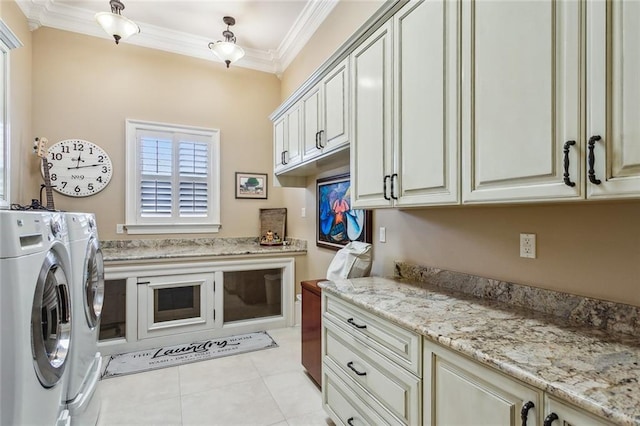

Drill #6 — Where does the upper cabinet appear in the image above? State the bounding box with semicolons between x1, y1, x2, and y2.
351;0;459;209
461;0;582;203
273;102;303;174
302;59;350;162
586;0;640;199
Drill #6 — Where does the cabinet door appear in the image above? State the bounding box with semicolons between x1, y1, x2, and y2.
351;22;394;209
394;0;459;207
301;85;322;160
322;58;349;152
587;0;640;199
461;0;582;203
285;103;302;167
424;340;541;426
273;115;287;172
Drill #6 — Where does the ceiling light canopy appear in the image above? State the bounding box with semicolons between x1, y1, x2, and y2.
95;0;140;45
208;16;245;68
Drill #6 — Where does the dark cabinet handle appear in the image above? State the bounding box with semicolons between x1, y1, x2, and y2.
391;173;398;200
283;150;288;165
315;131;320;149
562;140;576;187
543;413;559;426
521;401;535;426
347;317;367;329
318;130;325;148
347;417;355;426
383;175;390;200
347;361;367;376
588;135;602;185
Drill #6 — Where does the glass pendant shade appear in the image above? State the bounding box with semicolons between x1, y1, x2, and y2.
208;41;245;68
95;0;140;45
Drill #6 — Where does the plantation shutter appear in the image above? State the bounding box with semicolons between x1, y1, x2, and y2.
179;140;209;216
140;137;172;216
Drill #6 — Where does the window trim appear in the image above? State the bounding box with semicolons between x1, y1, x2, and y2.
125;119;221;234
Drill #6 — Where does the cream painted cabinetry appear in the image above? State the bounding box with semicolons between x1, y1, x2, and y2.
586;0;640;199
461;0;582;203
322;293;422;426
273;102;302;174
424;339;541;426
424;339;613;426
351;0;459;209
302;58;350;162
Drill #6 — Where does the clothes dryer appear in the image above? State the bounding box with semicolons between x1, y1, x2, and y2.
65;212;104;425
0;210;73;425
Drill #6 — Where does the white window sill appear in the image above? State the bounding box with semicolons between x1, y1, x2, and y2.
124;223;221;235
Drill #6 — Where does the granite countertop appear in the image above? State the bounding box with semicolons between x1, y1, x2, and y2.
320;271;640;425
101;237;307;262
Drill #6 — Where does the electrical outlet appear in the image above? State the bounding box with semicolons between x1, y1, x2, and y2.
116;224;124;234
379;227;386;243
520;233;536;259
301;208;306;218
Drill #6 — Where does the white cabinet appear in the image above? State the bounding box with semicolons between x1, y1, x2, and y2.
322;293;422;426
350;21;393;208
273;102;302;173
424;339;541;426
302;58;350;161
424;339;614;426
586;0;640;199
461;0;582;203
351;0;459;209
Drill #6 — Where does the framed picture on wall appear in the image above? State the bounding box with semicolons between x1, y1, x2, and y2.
316;173;372;250
235;172;268;199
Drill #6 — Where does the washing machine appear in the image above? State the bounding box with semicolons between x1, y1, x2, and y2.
65;212;104;425
0;210;73;425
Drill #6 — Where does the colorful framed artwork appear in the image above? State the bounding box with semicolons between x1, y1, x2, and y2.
316;173;372;250
235;172;267;199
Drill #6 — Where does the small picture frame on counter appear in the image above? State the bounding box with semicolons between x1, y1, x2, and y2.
236;172;268;199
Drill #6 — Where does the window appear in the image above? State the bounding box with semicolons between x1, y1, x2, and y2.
125;119;220;234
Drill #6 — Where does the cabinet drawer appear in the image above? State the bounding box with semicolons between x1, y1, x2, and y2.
323;360;403;426
324;294;422;376
324;320;421;425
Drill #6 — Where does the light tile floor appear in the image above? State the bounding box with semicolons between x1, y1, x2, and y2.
97;327;334;426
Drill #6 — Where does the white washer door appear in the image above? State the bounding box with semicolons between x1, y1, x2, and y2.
31;250;72;388
83;237;104;329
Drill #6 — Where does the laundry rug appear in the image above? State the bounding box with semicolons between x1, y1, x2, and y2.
101;331;278;379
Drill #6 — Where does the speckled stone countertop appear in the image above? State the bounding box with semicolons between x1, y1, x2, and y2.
320;264;640;425
101;237;306;262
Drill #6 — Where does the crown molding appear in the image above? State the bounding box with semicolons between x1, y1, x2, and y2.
15;0;336;74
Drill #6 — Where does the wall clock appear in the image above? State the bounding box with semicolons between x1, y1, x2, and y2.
43;139;113;197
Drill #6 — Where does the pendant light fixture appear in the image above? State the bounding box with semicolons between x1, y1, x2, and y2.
208;16;245;68
95;0;140;45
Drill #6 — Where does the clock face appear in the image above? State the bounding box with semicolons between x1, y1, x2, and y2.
43;139;113;197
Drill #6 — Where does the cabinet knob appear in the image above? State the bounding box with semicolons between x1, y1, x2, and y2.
521;401;535;426
588;135;602;185
562;140;576;187
347;361;367;376
543;413;559;426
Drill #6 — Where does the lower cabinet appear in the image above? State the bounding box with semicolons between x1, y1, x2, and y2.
322;293;422;426
322;293;615;426
423;339;614;426
99;257;295;355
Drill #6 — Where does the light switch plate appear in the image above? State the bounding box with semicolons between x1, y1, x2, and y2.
379;227;386;243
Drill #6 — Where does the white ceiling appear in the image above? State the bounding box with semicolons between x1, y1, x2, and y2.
15;0;340;74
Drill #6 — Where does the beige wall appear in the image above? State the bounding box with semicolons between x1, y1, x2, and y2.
3;1;32;204
30;27;284;242
281;1;640;307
